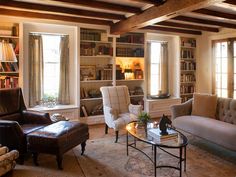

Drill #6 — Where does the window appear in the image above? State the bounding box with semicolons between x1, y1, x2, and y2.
42;35;61;98
148;41;168;96
213;39;235;98
215;41;228;98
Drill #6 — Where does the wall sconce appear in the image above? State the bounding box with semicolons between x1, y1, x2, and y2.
0;41;17;62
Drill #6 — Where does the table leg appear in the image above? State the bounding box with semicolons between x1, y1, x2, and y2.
179;147;182;177
154;146;157;177
184;146;186;171
126;131;129;156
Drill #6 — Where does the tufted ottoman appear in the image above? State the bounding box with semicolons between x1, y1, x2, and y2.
27;121;89;169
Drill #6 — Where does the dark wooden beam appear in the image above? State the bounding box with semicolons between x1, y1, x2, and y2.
224;0;236;6
173;16;236;29
0;1;125;20
143;26;202;35
0;8;113;26
128;0;166;5
194;9;236;20
110;0;224;35
157;21;219;32
49;0;142;14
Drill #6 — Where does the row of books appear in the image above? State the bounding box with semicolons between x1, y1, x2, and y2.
180;85;195;94
0;76;18;88
117;34;144;44
97;69;112;80
116;47;144;57
181;61;196;70
80;43;112;56
147;128;178;141
181;95;192;102
0;62;18;72
81;29;102;41
181;49;194;59
181;74;196;82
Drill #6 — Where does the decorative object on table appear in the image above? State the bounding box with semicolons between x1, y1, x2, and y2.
50;113;68;122
159;114;172;135
137;112;151;127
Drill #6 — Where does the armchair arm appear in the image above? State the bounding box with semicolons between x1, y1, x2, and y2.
0;121;25;152
129;104;142;116
22;110;52;124
170;99;192;120
103;106;118;127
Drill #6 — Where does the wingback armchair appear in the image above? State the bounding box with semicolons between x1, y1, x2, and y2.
0;88;52;163
100;86;142;142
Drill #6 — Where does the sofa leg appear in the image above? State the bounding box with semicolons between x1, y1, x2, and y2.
115;131;119;143
56;155;63;170
81;141;86;155
32;152;39;166
105;124;108;134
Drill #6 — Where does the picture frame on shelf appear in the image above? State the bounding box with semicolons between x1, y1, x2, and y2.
80;65;96;81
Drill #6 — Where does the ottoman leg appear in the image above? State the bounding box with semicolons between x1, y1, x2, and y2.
32;152;39;166
56;155;63;170
81;141;86;155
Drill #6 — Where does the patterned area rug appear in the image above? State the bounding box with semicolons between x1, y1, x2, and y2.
74;135;236;177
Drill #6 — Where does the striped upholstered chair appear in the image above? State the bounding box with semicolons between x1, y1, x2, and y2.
100;86;142;142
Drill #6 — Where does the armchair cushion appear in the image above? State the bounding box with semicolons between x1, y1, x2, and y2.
113;113;137;131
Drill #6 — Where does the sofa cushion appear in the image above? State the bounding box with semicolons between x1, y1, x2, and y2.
192;93;217;118
216;97;236;125
173;115;236;151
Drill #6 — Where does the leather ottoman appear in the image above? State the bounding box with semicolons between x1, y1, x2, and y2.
27;121;89;169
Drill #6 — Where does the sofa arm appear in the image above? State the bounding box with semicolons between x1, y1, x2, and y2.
129;104;142;116
22;110;52;124
170;99;192;120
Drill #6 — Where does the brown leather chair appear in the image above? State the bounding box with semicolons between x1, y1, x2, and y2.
0;88;52;163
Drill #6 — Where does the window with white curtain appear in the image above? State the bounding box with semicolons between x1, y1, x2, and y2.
42;35;61;98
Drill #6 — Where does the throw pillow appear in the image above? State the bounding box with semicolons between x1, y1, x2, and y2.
191;93;217;118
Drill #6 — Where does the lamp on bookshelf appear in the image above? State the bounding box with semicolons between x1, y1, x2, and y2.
0;41;17;62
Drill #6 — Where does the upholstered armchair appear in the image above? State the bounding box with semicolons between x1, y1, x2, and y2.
100;86;142;142
0;145;19;176
0;88;52;163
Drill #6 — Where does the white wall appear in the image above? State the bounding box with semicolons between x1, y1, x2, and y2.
146;33;180;97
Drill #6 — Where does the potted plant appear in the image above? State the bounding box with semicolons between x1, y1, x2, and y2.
137;112;151;126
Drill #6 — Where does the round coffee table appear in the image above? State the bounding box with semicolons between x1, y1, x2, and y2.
126;122;188;177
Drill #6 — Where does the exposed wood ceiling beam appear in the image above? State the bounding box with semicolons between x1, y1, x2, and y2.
142;26;202;35
110;0;224;35
157;21;219;32
224;0;236;6
173;15;236;29
194;9;236;20
127;0;166;5
0;8;113;26
49;0;142;14
0;1;125;20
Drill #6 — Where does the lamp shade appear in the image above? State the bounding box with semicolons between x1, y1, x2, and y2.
0;41;17;62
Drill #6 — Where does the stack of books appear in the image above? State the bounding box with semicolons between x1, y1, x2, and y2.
147;128;178;141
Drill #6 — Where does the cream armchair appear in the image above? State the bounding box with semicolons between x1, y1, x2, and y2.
0;145;19;176
100;86;142;142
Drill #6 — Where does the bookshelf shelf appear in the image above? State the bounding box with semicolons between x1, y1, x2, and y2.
180;37;196;103
80;55;112;58
80;97;102;101
116;42;144;46
80;80;112;83
116;79;144;82
81;40;112;44
0;23;19;89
